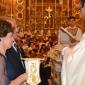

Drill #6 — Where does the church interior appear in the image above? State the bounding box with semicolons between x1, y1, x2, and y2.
0;0;84;34
0;0;84;85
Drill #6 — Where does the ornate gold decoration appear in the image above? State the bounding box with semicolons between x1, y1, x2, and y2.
16;0;24;21
17;0;23;4
25;58;41;85
17;12;23;20
16;4;24;12
16;0;25;31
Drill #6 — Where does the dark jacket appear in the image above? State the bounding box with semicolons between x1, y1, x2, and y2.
38;62;51;85
6;46;25;80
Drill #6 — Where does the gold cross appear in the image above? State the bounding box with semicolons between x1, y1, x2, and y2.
45;6;53;18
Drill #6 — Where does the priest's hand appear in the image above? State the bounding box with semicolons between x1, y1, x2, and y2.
53;44;65;51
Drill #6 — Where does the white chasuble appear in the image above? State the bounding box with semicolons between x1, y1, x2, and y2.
62;33;85;85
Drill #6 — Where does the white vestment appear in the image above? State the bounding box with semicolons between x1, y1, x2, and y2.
62;33;85;85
